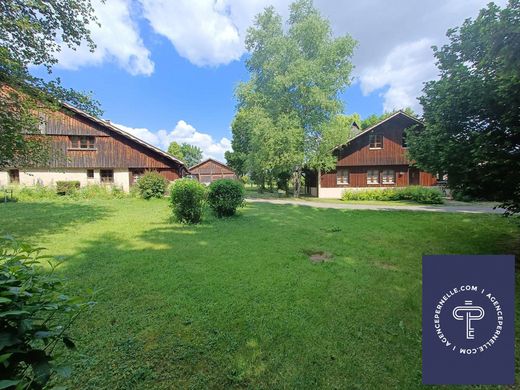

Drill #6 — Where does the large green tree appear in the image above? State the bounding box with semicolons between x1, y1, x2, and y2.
360;108;416;130
406;0;520;214
227;0;356;196
180;143;203;167
168;142;203;167
0;0;101;168
167;141;183;160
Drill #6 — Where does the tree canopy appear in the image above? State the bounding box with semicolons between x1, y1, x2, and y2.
406;0;520;214
167;142;203;167
226;0;356;195
0;0;101;168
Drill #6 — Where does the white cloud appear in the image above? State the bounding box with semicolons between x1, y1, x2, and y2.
55;0;154;75
358;39;437;112
139;0;286;66
137;0;507;110
114;120;232;162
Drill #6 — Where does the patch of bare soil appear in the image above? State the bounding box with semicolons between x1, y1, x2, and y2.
377;262;398;271
307;251;333;263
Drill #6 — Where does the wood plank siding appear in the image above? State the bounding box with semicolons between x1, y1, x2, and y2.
320;165;436;188
336;114;415;166
42;110;181;171
320;112;437;189
189;159;236;184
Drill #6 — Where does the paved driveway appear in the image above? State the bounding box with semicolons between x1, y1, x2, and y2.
247;198;504;214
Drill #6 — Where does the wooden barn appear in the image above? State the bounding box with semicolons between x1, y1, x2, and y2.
0;101;188;191
308;111;437;198
189;158;237;185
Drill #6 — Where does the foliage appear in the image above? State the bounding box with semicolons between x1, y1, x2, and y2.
341;186;444;204
0;0;101;169
10;185;127;201
56;181;80;196
169;179;206;224
0;236;94;389
360;108;417;129
406;0;520;215
0;199;518;388
180;144;203;168
136;171;168;200
167;142;183;160
167;143;203;168
207;179;245;218
227;0;356;196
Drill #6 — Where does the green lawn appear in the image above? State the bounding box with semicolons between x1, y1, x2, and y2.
1;198;519;389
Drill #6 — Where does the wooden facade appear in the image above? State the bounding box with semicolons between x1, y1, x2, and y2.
316;111;437;196
189;159;236;185
1;95;187;190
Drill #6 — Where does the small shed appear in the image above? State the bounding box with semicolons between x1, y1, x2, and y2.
189;158;237;185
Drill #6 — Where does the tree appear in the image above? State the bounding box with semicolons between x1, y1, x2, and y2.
0;0;101;169
227;0;356;196
406;0;520;214
167;141;184;160
361;108;416;129
180;143;203;167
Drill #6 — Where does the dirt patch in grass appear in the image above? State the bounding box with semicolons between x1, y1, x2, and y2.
377;262;398;271
306;250;333;263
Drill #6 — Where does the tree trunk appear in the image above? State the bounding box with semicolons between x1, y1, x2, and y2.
293;167;302;198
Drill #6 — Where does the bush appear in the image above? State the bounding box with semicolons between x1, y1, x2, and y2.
342;186;443;204
136;171;168;199
56;181;80;196
0;236;94;388
207;179;245;217
16;185;57;201
169;178;206;223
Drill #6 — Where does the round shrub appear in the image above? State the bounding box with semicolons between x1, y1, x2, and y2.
169;178;206;223
137;171;168;199
207;179;245;217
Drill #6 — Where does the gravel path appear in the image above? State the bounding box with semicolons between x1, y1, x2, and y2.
247;198;504;214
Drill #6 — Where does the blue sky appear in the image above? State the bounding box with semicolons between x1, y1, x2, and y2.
32;0;502;161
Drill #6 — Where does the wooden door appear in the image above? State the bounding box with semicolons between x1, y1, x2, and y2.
409;168;420;185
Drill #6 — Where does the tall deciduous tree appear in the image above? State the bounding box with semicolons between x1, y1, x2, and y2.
406;0;520;214
167;141;184;160
0;0;101;169
180;143;203;167
227;0;356;196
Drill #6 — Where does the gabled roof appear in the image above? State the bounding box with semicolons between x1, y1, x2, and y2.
189;158;234;172
61;102;188;170
333;110;423;151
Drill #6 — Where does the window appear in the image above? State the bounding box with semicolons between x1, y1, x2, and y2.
369;134;383;149
70;136;95;149
100;169;113;183
87;169;94;179
200;175;211;184
367;170;379;184
382;169;395;184
8;169;19;184
336;168;349;185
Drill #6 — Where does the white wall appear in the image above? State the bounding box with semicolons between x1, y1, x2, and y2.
318;187;345;199
0;169;130;191
0;172;8;187
113;169;130;192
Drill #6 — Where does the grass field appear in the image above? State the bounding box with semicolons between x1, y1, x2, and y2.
1;198;518;389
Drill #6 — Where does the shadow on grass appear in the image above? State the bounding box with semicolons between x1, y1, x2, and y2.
38;203;520;389
0;201;112;240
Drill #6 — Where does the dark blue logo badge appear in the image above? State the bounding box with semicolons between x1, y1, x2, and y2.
422;255;515;385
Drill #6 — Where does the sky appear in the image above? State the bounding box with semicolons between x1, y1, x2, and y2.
31;0;505;162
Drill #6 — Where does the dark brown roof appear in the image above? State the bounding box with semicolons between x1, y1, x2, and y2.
189;158;234;172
